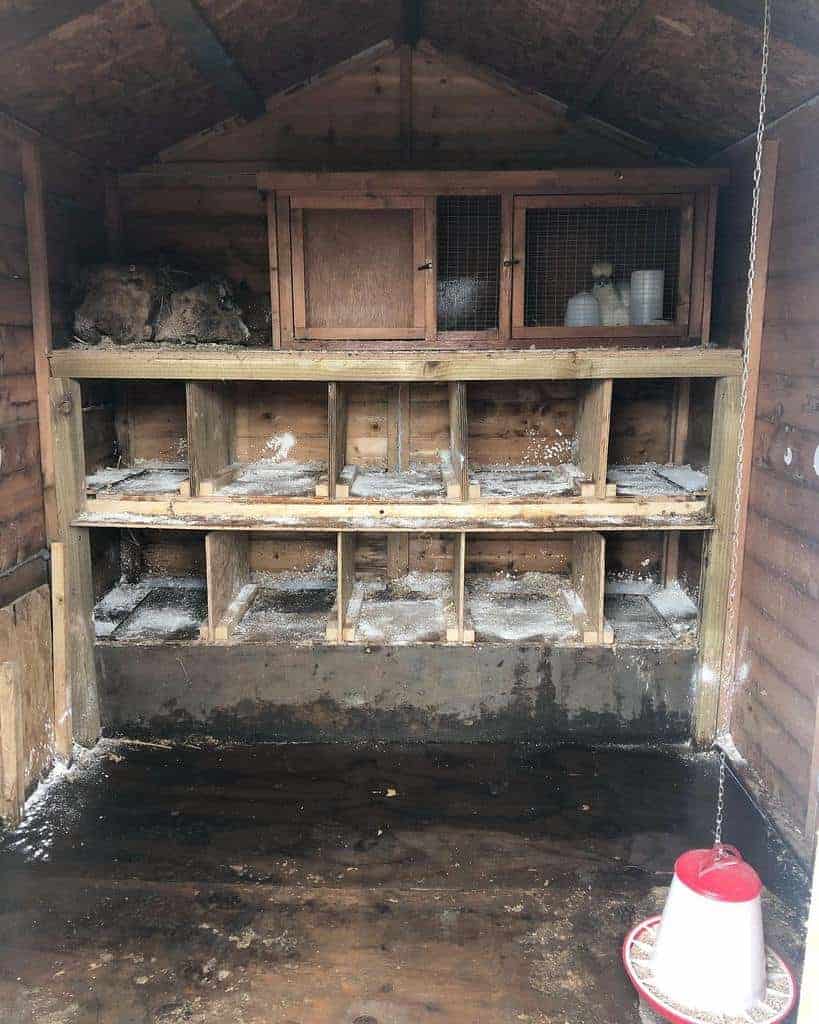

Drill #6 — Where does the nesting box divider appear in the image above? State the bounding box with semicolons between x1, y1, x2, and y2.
334;532;357;641
575;379;614;498
186;382;235;496
205;532;253;641
447;382;470;499
328;382;349;498
571;533;607;644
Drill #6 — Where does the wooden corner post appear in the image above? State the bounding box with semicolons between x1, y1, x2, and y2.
49;377;100;745
693;375;741;749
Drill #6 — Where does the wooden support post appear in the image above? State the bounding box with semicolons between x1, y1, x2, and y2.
720;141;779;687
49;378;99;744
448;382;471;499
186;382;234;495
336;532;358;642
206;532;253;641
329;383;348;498
49;542;73;760
498;193;513;343
575;379;613;498
694;375;741;748
446;532;471;643
0;661;25;826
265;192;281;347
274;193;294;345
20;138;57;540
386;385;411;575
663;378;691;584
572;533;606;643
798;836;819;1024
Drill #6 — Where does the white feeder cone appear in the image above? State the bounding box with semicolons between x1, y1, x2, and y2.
650;844;767;1016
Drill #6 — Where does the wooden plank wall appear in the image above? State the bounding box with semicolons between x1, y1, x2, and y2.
713;103;819;842
0;133;46;603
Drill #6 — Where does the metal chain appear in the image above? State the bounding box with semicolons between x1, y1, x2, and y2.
714;0;772;847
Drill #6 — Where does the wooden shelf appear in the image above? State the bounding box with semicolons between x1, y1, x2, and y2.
74;495;713;532
50;346;741;382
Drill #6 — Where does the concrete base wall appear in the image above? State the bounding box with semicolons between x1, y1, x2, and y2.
96;642;696;743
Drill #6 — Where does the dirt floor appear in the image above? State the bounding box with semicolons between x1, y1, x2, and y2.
0;743;809;1024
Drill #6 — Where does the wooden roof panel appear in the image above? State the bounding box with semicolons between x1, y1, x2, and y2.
590;0;819;158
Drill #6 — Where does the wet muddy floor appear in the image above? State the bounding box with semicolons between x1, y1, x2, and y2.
0;742;809;1023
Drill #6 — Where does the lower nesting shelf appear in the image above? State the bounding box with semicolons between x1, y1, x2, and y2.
90;527;702;650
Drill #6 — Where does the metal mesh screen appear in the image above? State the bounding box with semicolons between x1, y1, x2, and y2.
437;196;501;331
523;205;682;328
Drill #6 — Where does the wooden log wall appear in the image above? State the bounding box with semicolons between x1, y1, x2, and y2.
713;104;819;847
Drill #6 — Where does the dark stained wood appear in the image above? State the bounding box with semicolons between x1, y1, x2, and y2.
0;0;109;57
148;0;264;119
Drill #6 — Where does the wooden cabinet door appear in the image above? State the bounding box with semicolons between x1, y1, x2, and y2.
287;195;430;342
511;194;695;342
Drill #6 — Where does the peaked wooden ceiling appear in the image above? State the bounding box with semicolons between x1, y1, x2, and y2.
0;0;817;169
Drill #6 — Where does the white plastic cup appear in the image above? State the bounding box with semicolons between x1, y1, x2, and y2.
630;269;664;325
650;845;767;1016
564;291;601;327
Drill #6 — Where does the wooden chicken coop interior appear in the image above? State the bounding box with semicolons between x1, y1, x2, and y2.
0;1;818;1021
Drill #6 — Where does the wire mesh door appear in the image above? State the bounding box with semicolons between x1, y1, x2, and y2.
512;195;694;338
436;195;502;334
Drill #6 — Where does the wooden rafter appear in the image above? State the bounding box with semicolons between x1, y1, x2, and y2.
700;0;819;62
0;0;109;56
148;0;264;120
571;0;658;114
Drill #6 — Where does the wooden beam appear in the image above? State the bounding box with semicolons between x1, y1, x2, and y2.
694;375;741;748
328;383;348;499
206;532;251;641
49;378;99;745
575;379;612;498
186;382;234;495
719;140;779;703
572;533;606;643
700;0;819;63
20;138;58;541
0;661;25;826
50;346;743;383
448;382;469;498
572;1;657;114
148;0;263;120
0;0;108;56
402;0;424;47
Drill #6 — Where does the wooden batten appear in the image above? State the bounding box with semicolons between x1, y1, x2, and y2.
0;660;25;826
575;379;612;498
662;378;692;584
206;532;252;641
446;532;472;643
186;382;234;496
571;533;606;643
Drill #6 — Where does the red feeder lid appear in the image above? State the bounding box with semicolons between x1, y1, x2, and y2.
675;845;762;903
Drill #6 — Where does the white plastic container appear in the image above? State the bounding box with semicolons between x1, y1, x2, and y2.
650;845;766;1016
630;269;665;324
564;291;601;327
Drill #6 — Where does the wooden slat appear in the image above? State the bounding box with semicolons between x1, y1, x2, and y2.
0;660;24;825
337;532;356;641
266;193;280;347
186;382;234;495
50;346;742;382
49;542;72;761
276;194;294;344
20;139;57;540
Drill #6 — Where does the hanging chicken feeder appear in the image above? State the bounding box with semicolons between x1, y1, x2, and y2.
622;845;797;1024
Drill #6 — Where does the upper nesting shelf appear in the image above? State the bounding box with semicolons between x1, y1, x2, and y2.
259;169;727;350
